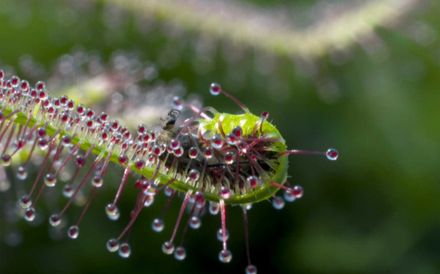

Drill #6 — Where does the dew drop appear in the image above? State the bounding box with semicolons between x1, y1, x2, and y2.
187;169;200;182
106;238;120;252
272;196;285;210
172;96;184;111
20;80;29;92
152;218;164;232
118;154;128;166
24;207;36;222
188;147;198;159
204;148;213;159
173;147;184;157
211;135;223;149
292;185;304;199
162;241;174;255
164;186;174;197
261;111;269;120
67;225;79;239
37;127;46;137
17;166;27;180
217;228;229;241
63;184;74;198
209;202;219;215
118;243;131;258
226;134;239;145
220;187;231;199
92;175;103;188
194;192;205;209
218;249;232;263
49;214;61;227
244;203;253;210
105;203;120;221
246;264;258;274
232;126;243;138
174;246;186;261
135;160;145;169
19;195;32;209
10;75;20;87
224;152;235;165
38;138;48;150
35;81;46;92
189;216;201;230
283;189;296;202
61;135;72;147
44;173;57;187
1;154;11;167
170;139;181;150
246;176;261;189
326;148;339;161
210;83;222;96
143;195;155;207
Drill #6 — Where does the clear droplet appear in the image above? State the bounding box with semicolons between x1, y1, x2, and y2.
174;246;186;261
246;176;261;189
35;80;46;92
220;187;231;199
211;135;223;149
224;152;235;165
19;195;32;209
210;83;222;96
187;169;200;183
106;238;120;252
38;138;48;150
16;166;27;180
24;207;36;222
162;241;174;255
204;148;213;159
272;196;285;210
217;228;229;241
143;195;154;207
63;184;74;198
67;225;79;239
188;147;198;159
209;202;219;215
172;96;184;110
226;133;239;145
189;216;201;230
105;203;120;221
92;175;103;188
152;218;164;232
118;243;131;258
164;187;174;197
292;185;304;199
283;189;296;202
1;154;11;167
218;249;232;263
246;264;258;274
194;192;205;209
49;214;61;227
326;148;339;161
173;147;184;157
44;173;57;187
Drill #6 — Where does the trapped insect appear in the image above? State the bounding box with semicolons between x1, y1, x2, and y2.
0;70;338;274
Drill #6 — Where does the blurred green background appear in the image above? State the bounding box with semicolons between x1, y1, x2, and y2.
1;0;440;273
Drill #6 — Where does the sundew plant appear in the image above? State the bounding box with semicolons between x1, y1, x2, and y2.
1;0;440;274
0;68;337;274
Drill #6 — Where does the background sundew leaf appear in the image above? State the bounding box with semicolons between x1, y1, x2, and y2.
1;0;440;274
100;0;422;58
